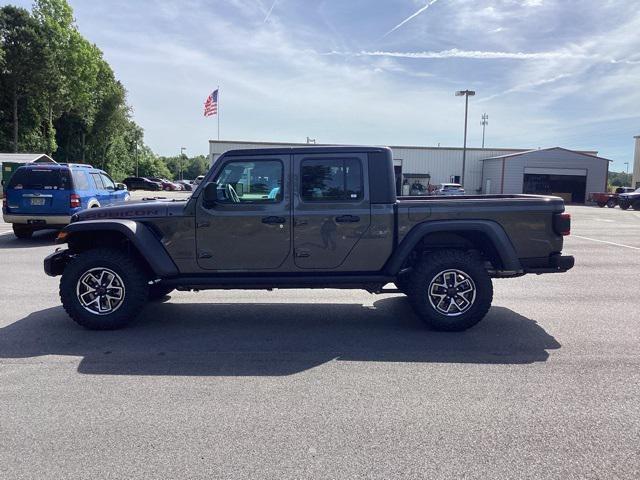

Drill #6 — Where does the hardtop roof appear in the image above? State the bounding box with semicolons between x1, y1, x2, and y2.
223;145;391;157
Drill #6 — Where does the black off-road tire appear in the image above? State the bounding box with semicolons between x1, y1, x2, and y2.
597;202;606;208
148;285;174;301
394;275;410;295
60;248;149;330
406;250;493;332
633;201;640;211
620;202;630;210
606;198;616;208
13;224;34;239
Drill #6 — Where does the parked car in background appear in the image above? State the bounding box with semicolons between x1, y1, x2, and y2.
434;183;465;196
193;175;205;186
122;177;162;191
176;180;193;191
2;163;129;239
617;188;640;210
147;177;181;191
588;186;636;208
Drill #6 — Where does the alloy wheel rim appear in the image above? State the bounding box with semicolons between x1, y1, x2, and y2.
428;269;476;316
76;267;126;315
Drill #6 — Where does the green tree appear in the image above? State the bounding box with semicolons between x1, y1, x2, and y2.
0;5;46;152
161;154;210;180
608;171;632;189
0;0;154;181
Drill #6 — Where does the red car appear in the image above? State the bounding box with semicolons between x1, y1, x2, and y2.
148;177;181;191
588;187;635;208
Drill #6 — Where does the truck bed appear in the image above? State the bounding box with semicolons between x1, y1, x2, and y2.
395;194;566;262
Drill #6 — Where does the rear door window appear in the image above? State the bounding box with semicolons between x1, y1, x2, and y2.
7;168;71;190
300;158;363;201
72;171;91;191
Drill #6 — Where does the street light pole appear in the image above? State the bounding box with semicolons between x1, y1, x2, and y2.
455;90;476;186
180;147;186;181
624;162;629;174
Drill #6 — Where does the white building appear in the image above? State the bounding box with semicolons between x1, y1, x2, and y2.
209;140;608;203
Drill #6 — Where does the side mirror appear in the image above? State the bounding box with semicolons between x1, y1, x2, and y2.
116;183;127;191
203;182;218;207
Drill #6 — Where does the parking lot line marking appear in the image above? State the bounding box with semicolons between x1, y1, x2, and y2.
572;235;640;250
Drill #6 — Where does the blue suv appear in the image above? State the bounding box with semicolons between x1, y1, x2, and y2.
2;163;130;238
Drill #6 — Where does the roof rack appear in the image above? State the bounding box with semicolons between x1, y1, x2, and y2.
58;163;94;169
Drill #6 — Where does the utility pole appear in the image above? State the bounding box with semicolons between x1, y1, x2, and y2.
624;162;629;174
135;141;139;177
481;113;488;149
455;90;476;186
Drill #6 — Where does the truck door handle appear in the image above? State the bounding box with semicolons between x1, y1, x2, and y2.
335;215;360;223
262;216;286;224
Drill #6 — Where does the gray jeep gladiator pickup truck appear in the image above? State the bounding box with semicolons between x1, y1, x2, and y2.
44;146;574;331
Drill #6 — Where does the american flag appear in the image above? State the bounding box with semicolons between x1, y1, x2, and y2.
204;89;218;117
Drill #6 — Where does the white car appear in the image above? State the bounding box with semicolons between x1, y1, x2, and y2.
435;183;465;196
193;175;205;186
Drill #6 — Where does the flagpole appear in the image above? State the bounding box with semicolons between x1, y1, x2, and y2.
217;85;220;141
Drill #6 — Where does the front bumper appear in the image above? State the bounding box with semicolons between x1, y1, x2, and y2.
44;249;73;277
3;213;71;226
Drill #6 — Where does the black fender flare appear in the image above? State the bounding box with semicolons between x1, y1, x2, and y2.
384;219;522;275
63;220;179;277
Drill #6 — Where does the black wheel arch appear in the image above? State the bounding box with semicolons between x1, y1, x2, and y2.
61;220;179;278
384;220;522;275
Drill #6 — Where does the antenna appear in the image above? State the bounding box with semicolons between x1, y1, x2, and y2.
481;113;489;149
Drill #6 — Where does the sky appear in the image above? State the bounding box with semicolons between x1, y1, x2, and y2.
8;0;640;171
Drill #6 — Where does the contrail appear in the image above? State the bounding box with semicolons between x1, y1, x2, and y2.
329;48;592;60
383;0;440;37
264;0;277;22
480;73;573;102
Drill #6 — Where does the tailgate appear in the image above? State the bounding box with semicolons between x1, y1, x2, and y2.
10;189;70;215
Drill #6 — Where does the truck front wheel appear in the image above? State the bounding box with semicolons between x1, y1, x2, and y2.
60;248;149;330
406;250;493;331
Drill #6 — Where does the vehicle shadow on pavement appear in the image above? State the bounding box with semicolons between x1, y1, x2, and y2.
0;297;561;376
0;230;58;249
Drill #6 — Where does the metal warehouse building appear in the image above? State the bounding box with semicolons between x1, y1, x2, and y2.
209;140;610;203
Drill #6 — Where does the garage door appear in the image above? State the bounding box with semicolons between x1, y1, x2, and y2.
523;167;587;203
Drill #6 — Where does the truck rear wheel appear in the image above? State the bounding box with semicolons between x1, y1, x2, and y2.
60;248;149;330
13;224;34;239
148;285;174;301
406;250;493;331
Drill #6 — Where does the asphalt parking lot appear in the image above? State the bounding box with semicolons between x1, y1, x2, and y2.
0;202;639;479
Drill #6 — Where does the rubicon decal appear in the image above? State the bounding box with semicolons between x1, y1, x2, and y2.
79;208;164;220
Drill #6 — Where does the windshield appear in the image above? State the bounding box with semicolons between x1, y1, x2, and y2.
7;167;72;190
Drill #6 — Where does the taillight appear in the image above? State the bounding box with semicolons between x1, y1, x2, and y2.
553;213;571;236
70;194;81;208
